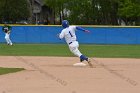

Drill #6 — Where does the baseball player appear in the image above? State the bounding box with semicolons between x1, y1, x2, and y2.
2;24;13;45
58;20;93;67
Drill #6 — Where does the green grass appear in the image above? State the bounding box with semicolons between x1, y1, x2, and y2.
0;44;140;58
0;67;25;75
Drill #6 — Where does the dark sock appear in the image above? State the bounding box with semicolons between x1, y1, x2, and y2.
80;55;88;62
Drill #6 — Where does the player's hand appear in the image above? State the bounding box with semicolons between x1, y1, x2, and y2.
84;30;90;33
57;34;61;40
57;34;59;38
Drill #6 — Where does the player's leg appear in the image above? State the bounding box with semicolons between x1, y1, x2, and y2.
69;41;89;62
8;34;13;45
69;41;94;67
5;34;12;45
8;39;13;45
5;34;10;45
69;41;81;56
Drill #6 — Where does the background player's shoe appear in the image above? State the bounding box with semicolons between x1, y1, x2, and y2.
10;43;13;46
7;43;10;45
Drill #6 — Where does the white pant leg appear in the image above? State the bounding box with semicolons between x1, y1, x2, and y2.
68;41;82;57
5;33;10;44
5;33;12;45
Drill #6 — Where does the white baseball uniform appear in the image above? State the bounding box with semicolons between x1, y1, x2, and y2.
59;26;82;57
5;33;12;45
3;26;13;45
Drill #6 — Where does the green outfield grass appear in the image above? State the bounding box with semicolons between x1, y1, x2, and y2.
0;44;140;58
0;67;25;75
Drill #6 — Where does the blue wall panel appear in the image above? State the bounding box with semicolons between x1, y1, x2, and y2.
0;26;140;44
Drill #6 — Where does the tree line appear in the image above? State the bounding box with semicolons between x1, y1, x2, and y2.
45;0;140;25
0;0;31;24
0;0;139;25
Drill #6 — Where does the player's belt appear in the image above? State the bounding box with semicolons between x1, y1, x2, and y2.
69;42;72;45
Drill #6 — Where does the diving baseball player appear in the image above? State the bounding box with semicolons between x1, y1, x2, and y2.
58;20;93;67
2;24;13;45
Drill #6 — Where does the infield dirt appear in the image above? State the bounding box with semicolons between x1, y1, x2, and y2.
0;56;140;93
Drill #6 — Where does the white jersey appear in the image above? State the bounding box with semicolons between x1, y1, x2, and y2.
59;26;77;44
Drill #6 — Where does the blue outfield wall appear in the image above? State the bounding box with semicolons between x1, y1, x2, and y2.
0;25;140;44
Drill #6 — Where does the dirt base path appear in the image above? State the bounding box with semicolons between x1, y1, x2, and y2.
0;56;140;93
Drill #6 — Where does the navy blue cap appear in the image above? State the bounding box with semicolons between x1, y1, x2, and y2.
62;20;69;28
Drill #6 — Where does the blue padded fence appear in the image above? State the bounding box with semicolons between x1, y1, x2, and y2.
0;25;140;44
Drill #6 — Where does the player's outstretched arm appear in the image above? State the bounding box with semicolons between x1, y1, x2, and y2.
76;26;90;33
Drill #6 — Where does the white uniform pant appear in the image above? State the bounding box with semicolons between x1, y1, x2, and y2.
68;41;82;57
5;33;12;45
